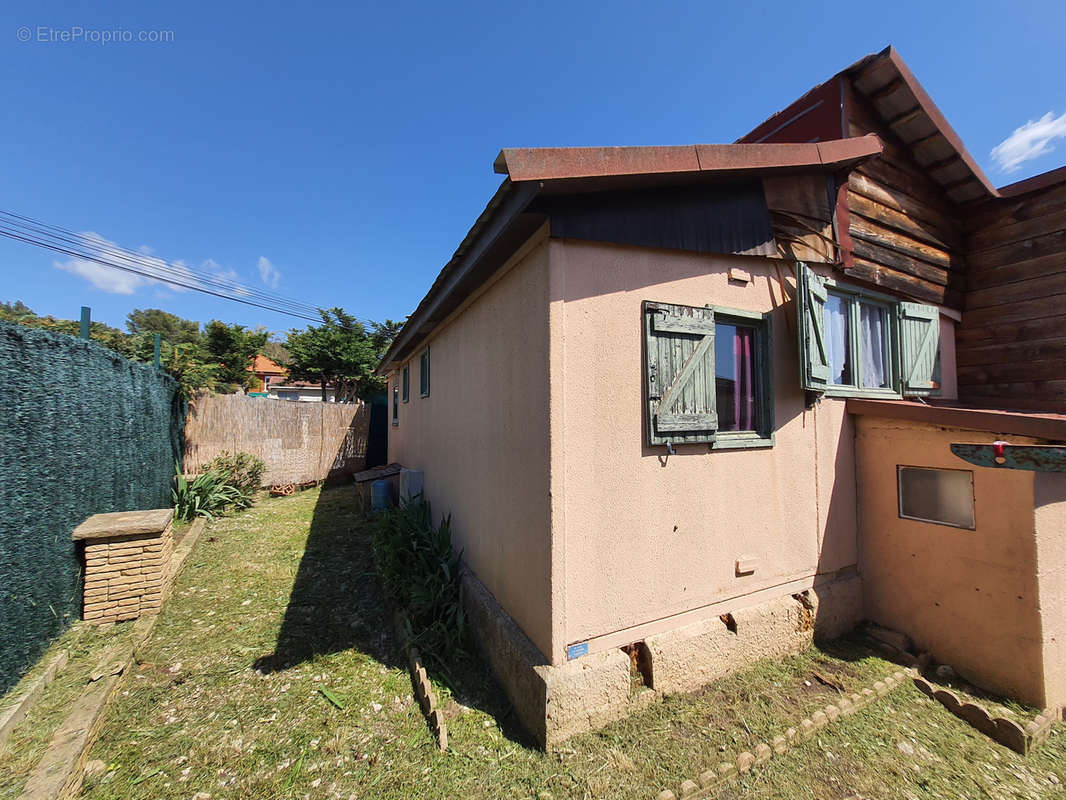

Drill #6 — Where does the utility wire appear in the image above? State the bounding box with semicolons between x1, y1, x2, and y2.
0;210;323;317
0;224;325;323
0;209;379;328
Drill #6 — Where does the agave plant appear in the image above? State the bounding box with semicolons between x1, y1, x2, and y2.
172;462;247;521
371;497;468;670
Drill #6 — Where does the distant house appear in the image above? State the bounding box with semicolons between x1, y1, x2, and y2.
246;354;338;401
267;380;337;402
379;46;1066;747
248;354;286;393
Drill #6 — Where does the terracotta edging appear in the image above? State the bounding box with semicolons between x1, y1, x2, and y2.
394;612;448;751
654;668;916;800
911;675;1056;755
16;516;207;800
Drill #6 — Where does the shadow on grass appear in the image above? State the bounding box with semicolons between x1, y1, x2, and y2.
252;484;534;747
252;484;400;673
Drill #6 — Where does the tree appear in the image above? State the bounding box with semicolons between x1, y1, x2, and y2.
0;300;35;323
285;308;382;402
204;320;268;393
261;339;291;365
126;308;201;344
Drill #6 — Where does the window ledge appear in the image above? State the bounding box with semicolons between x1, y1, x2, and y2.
713;432;775;450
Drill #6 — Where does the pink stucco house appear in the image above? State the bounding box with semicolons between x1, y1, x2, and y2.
379;47;1066;745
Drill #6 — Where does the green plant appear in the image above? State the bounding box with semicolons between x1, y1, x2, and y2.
371;498;468;671
172;462;245;521
207;451;266;495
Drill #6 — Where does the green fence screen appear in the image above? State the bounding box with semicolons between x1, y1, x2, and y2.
0;321;185;694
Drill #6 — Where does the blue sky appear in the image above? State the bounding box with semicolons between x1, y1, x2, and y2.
1;1;1063;338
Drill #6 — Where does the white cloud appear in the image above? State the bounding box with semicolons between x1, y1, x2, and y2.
52;232;247;297
991;111;1066;173
53;232;157;294
257;256;280;289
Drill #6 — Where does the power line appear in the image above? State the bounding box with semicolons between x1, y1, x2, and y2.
0;210;324;318
0;209;379;328
0;223;324;323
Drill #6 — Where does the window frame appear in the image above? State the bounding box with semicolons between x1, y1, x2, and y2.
642;300;774;451
712;306;775;450
401;364;409;403
419;347;430;398
821;279;903;400
897;465;976;530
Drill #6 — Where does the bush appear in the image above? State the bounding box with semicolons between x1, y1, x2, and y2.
372;498;468;670
172;451;264;521
206;450;265;494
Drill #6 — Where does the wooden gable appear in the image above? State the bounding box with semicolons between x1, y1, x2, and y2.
841;82;966;308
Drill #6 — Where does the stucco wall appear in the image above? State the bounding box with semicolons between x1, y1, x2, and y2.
387;229;554;659
1035;473;1066;710
855;417;1056;707
547;239;861;663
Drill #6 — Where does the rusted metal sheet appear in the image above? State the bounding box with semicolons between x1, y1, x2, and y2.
737;76;845;144
950;443;1066;472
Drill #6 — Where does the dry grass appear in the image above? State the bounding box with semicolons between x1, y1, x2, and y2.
58;486;1065;799
0;618;134;798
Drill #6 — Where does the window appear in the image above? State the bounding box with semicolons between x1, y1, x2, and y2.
898;466;975;529
644;301;773;449
401;364;409;403
419;347;430;397
797;263;939;398
823;289;895;392
392;381;399;426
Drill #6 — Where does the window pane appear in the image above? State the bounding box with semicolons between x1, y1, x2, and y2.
824;293;852;385
859;303;891;389
715;323;759;432
898;466;974;529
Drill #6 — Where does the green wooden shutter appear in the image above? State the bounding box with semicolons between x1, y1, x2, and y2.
796;263;829;392
644;301;718;446
419;348;430;397
898;302;939;395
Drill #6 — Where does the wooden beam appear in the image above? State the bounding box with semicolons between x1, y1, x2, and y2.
919;153;962;173
850;214;960;270
848;187;963;252
866;76;906;102
950;443;1066;472
884;107;924;129
850;237;952;286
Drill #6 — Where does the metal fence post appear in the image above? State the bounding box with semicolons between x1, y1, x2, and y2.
153;333;162;367
79;307;91;340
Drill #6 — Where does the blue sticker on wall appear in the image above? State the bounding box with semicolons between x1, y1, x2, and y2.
567;642;589;660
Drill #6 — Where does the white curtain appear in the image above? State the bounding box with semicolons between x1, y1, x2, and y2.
860;305;887;388
824;296;850;385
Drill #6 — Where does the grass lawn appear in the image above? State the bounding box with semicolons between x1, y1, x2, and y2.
0;519;191;799
75;486;1066;800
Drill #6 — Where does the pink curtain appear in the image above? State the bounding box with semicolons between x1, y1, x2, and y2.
733;328;755;431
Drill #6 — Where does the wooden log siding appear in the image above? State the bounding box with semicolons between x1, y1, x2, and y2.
183;392;371;485
957;178;1066;410
842;81;967;308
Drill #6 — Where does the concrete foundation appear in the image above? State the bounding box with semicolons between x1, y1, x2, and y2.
463;568;862;747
